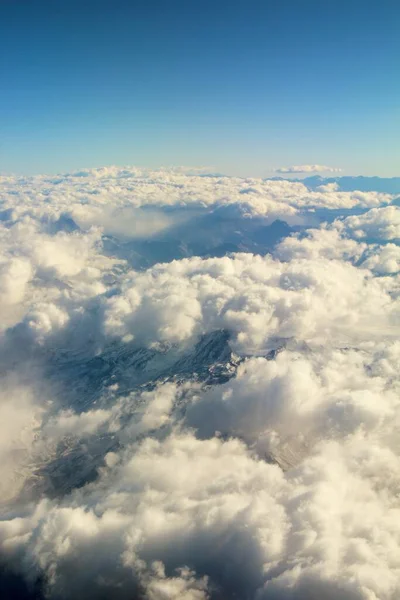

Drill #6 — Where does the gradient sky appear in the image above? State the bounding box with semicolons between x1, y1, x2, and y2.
1;0;399;177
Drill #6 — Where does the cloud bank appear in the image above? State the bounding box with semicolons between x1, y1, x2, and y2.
0;167;399;599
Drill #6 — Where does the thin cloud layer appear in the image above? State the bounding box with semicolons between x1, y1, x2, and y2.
274;165;342;174
0;167;399;600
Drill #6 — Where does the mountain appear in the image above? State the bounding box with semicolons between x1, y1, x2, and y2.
48;329;242;411
102;211;294;269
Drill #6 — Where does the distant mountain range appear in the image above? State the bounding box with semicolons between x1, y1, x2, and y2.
103;211;294;269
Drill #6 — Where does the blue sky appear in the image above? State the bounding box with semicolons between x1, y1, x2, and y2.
1;0;399;176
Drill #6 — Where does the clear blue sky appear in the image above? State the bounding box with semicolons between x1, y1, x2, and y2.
1;0;399;176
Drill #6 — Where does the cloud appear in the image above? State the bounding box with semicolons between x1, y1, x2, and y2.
0;378;45;503
102;249;399;353
339;205;400;241
0;167;392;233
0;166;399;599
360;243;400;274
0;257;33;307
185;344;400;466
2;425;400;600
72;206;192;241
274;165;342;174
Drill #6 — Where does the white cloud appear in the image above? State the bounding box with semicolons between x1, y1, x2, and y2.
274;165;342;174
339;205;400;241
142;564;209;600
72;205;191;241
185;344;400;467
0;168;393;235
102;251;399;353
0;166;399;600
274;226;366;263
0;380;45;503
43;407;111;440
360;243;400;274
0;257;33;306
2;428;400;600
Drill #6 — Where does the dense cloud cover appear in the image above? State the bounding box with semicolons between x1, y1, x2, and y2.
0;167;399;599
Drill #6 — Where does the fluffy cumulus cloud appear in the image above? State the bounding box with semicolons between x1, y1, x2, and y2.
0;167;399;600
102;250;399;353
274;165;342;174
339;205;400;241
